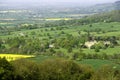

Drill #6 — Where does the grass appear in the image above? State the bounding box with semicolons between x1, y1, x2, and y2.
0;23;12;25
1;22;120;38
77;59;120;69
1;22;120;55
45;18;72;21
1;22;120;69
27;55;120;69
83;46;120;55
0;54;34;61
28;55;58;62
96;31;120;36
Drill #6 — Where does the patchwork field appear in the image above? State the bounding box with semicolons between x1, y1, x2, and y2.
0;1;120;79
1;22;120;54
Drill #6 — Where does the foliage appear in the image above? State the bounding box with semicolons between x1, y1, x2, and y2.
0;58;14;80
38;59;93;80
12;59;40;80
91;65;120;80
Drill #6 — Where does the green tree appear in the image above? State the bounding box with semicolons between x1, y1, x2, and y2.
0;58;14;80
12;59;40;80
91;65;120;80
95;47;100;52
39;58;93;80
67;47;73;53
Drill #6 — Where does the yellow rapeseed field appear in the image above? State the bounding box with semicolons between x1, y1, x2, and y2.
0;54;34;61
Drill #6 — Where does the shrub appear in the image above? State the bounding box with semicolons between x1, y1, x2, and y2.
91;65;120;80
39;58;93;80
12;59;40;80
0;58;14;80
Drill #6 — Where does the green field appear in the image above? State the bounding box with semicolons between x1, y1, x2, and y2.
78;59;120;69
1;22;120;38
1;22;120;54
0;2;120;79
26;55;120;69
1;22;120;69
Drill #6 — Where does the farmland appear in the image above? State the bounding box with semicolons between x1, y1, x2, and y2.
0;0;120;79
1;21;120;66
1;21;120;55
27;55;120;69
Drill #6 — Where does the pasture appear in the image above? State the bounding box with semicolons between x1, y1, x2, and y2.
1;22;120;55
27;55;120;69
45;18;72;21
1;22;120;70
77;59;120;69
1;22;120;38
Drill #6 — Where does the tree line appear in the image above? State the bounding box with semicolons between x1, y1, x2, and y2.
0;58;120;80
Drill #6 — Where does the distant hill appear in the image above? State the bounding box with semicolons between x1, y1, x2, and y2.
86;3;114;13
84;1;120;13
0;0;119;24
86;10;120;22
114;1;120;10
0;1;119;13
60;10;120;26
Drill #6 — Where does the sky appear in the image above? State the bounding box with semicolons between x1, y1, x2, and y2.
0;0;118;3
0;0;118;6
42;0;117;3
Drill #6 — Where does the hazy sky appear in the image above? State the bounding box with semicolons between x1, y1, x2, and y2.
42;0;117;3
0;0;118;6
1;0;118;3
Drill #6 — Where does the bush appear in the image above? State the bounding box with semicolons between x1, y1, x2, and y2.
11;58;93;80
91;65;120;80
0;58;14;80
39;58;93;80
12;59;40;80
95;47;100;52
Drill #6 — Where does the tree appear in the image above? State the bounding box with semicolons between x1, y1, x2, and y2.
39;58;93;80
89;24;92;27
78;30;81;35
91;65;120;80
0;58;14;80
72;52;83;61
12;59;40;80
67;47;73;53
95;46;100;52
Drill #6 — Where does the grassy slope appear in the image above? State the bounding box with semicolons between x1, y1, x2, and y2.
1;22;120;69
27;55;120;69
1;22;120;55
77;59;120;69
1;22;120;38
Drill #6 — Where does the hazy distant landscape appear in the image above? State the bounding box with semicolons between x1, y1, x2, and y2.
0;0;120;80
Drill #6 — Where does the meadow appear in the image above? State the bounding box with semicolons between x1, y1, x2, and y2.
26;55;120;69
1;21;120;69
45;18;72;21
0;1;120;79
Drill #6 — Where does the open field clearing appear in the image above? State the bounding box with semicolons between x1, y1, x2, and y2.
0;10;31;13
0;54;34;61
1;22;120;55
68;14;93;17
27;55;120;69
0;22;13;25
77;59;120;69
45;18;72;21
